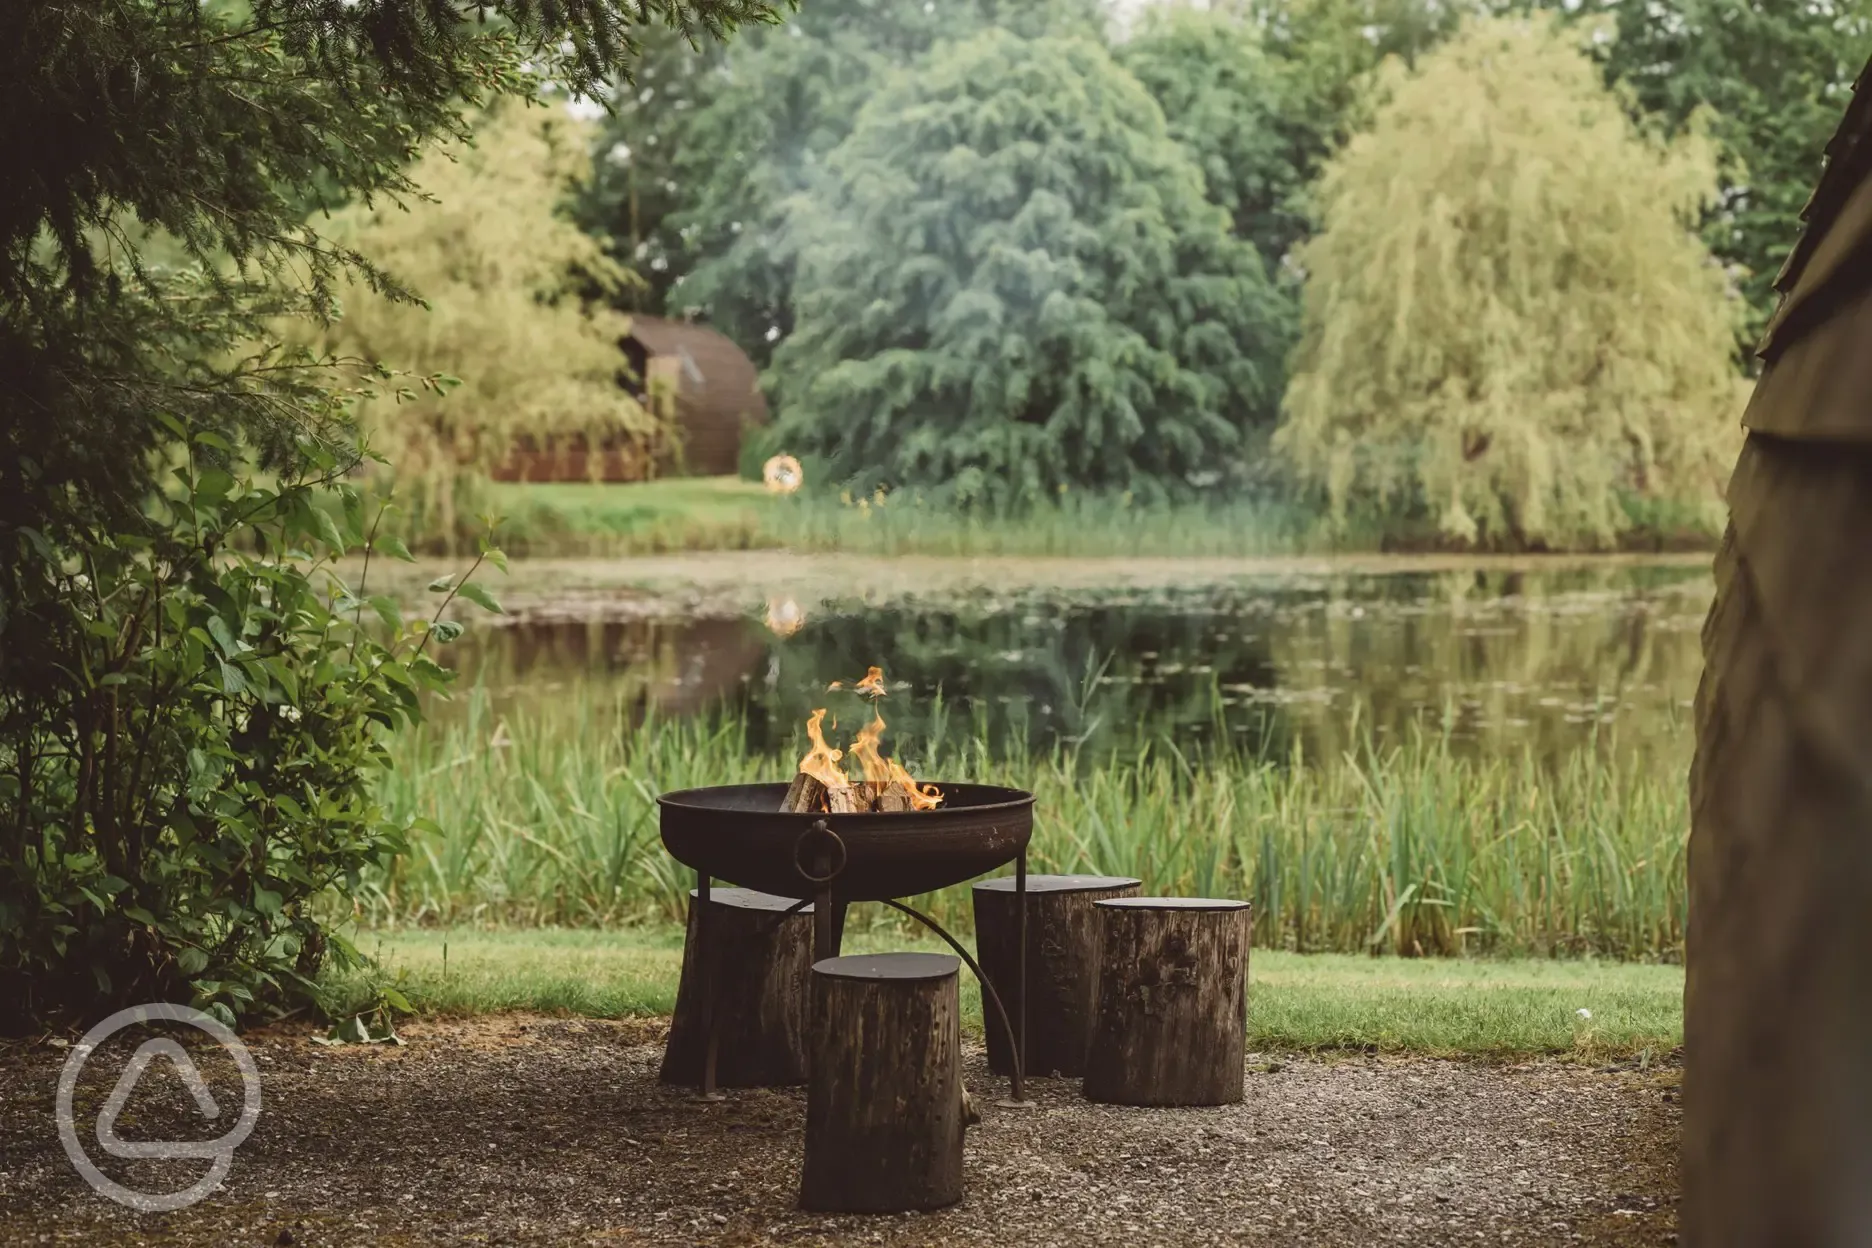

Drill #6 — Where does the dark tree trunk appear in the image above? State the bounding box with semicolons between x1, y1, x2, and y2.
1083;898;1251;1107
799;953;966;1213
660;888;813;1088
973;873;1141;1077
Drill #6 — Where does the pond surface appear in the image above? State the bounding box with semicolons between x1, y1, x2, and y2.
423;554;1711;769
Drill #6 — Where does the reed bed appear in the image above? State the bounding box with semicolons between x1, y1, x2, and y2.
362;689;1690;961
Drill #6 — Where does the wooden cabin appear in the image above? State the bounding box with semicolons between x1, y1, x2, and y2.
492;315;769;483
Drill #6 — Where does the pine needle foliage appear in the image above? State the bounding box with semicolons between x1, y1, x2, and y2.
319;103;671;545
767;30;1292;506
1274;16;1744;550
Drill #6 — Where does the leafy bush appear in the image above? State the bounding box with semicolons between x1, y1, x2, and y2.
766;30;1293;506
1;0;779;1031
0;441;500;1030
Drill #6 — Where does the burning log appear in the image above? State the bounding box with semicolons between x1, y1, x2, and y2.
781;773;828;814
776;669;944;814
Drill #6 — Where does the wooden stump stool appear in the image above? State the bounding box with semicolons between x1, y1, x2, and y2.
660;888;813;1088
800;953;967;1213
973;873;1142;1077
1083;898;1252;1107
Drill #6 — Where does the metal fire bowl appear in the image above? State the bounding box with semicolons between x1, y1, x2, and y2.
657;783;1035;903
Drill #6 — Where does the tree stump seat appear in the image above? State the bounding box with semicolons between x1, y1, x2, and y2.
973;873;1142;1077
1083;897;1252;1107
660;887;813;1089
800;953;969;1213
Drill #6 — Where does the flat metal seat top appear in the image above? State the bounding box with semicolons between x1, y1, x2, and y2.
811;952;959;982
973;873;1142;894
686;887;813;912
1095;897;1251;912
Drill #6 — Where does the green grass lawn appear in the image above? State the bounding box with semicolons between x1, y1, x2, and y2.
324;926;1684;1061
490;477;777;553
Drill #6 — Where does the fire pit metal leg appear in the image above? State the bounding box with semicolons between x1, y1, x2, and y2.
813;882;835;960
1016;850;1028;1090
696;870;725;1100
881;899;1029;1106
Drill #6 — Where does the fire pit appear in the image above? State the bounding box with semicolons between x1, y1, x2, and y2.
658;667;1039;1102
657;781;1037;1102
658;782;1034;904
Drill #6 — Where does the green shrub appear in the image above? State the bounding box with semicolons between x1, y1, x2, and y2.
0;444;499;1030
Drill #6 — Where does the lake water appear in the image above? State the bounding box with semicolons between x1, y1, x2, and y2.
422;555;1712;769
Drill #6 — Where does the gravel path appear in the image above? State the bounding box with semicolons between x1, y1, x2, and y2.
0;1015;1680;1246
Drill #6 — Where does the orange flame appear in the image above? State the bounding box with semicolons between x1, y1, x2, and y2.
797;709;848;790
794;667;941;811
849;707;892;784
888;758;944;811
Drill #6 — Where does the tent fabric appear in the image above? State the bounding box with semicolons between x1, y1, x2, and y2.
1688;438;1872;1247
1688;52;1872;1245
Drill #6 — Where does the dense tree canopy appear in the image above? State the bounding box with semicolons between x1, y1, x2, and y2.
1275;16;1743;549
1249;0;1872;348
1;1;780;559
767;29;1291;505
0;0;781;1028
1571;0;1872;350
582;0;1107;366
1117;8;1308;267
320;103;667;539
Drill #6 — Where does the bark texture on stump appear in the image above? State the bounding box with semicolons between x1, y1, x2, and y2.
660;888;812;1088
799;953;965;1213
1687;433;1872;1247
1083;898;1251;1107
973;873;1141;1077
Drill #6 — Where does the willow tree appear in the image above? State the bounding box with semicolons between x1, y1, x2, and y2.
322;103;669;545
767;30;1291;505
1274;16;1745;549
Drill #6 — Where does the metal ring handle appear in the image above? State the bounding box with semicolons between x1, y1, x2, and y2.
792;819;848;885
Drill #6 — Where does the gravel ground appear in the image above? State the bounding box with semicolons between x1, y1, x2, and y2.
0;1015;1680;1247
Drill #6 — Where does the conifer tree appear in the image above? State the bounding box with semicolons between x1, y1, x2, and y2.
1274;16;1744;549
768;29;1291;504
582;0;1108;365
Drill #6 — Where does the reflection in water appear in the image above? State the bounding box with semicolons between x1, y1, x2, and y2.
435;564;1709;768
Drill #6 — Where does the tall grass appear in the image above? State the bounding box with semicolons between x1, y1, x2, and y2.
363;687;1689;960
463;479;1343;558
762;490;1336;559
